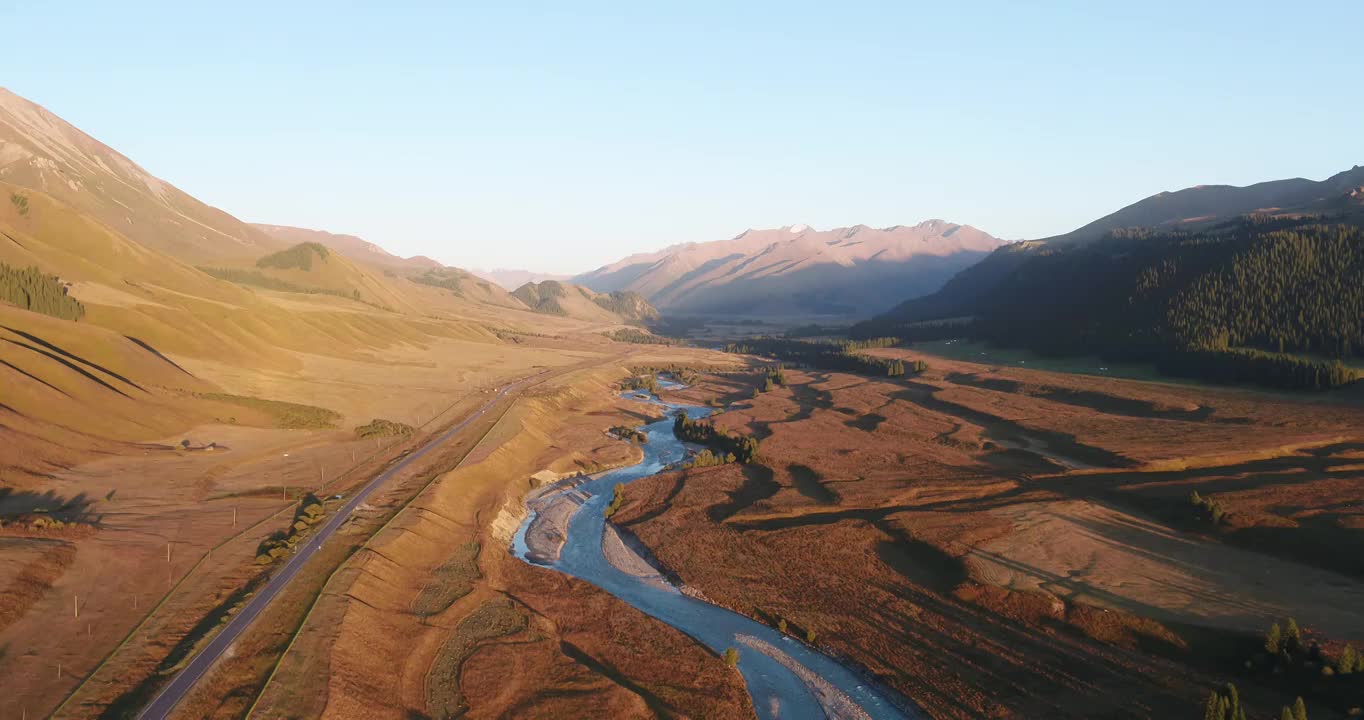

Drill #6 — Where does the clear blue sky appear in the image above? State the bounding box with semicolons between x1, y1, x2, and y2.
5;1;1361;273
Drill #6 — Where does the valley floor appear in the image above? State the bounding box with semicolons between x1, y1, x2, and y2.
611;354;1364;719
6;329;1364;719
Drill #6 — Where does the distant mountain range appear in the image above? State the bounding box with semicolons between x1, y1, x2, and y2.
575;221;1002;318
473;269;571;291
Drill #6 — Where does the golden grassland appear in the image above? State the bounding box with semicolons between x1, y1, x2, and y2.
0;181;702;717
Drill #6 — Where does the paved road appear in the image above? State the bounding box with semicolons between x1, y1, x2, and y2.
137;375;538;719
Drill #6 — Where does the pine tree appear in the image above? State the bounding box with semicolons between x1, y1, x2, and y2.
1224;683;1240;720
777;618;787;633
1339;644;1358;674
1202;691;1219;720
1265;622;1282;654
1291;696;1307;720
723;647;739;667
1285;618;1302;652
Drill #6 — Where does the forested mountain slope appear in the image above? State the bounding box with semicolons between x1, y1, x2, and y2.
859;215;1363;389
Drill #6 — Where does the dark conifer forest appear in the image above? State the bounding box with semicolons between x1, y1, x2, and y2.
0;262;85;321
857;216;1363;390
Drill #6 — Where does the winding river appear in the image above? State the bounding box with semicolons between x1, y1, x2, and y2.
512;379;917;720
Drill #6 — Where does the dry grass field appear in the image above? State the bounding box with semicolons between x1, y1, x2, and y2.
612;351;1364;719
242;347;754;720
0;212;663;718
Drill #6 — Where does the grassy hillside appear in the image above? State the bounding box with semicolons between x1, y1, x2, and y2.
408;267;525;309
0;89;284;263
251;223;442;271
0;183;519;458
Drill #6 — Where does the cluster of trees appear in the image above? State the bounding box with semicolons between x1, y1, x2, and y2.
604;328;671;345
683;448;734;468
723;338;924;379
0;262;84;321
609;425;648;444
256;242;330;271
1252;616;1363;679
758;365;787;392
255;493;326;564
673;411;760;463
1201;683;1253;720
354;418;415;438
1204;682;1309;720
10;192;30;216
836;337;901;351
1157;348;1354;391
620;374;660;394
627;364;715;385
1190;490;1229;525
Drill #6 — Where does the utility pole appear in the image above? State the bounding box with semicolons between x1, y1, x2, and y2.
167;541;172;563
73;594;78;620
233;506;238;528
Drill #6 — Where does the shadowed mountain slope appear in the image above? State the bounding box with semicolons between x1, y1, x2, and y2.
870;164;1364;329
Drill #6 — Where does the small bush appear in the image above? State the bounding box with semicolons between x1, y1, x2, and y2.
603;483;625;518
355;418;416;438
723;647;739;667
608;425;647;444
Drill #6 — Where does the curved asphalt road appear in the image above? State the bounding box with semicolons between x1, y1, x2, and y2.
137;375;538;719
